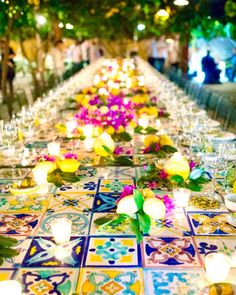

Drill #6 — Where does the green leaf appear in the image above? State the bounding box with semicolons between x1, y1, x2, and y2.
112;132;132;142
137;212;151;235
130;217;143;244
115;156;133;166
102;145;112;154
171;175;184;183
133;190;144;211
187;182;202;191
134;126;144;134
161;145;178;153
156;150;167;158
94;216;113;226
145;127;157;134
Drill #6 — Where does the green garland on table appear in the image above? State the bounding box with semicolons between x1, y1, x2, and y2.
0;235;19;266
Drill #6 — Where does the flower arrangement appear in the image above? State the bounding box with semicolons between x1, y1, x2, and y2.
142;135;177;157
94;186;174;243
137;152;210;191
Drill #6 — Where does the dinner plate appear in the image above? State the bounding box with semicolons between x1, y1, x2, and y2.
226;214;236;227
209;132;236;142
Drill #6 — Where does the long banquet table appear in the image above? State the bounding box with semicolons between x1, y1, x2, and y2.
0;58;235;295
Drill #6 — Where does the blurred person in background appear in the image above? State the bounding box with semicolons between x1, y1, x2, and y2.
156;36;168;73
81;39;90;67
226;47;236;82
201;50;221;84
72;39;83;73
148;37;159;70
168;35;181;70
89;39;102;64
51;39;65;82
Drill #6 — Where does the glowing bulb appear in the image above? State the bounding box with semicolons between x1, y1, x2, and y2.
36;15;46;25
156;9;169;17
137;23;145;31
174;0;189;6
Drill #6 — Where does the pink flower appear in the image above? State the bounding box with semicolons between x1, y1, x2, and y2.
117;185;136;202
63;153;78;160
114;147;124;155
148;181;157;189
36;154;56;162
159;170;168;179
155;194;175;213
189;160;196;170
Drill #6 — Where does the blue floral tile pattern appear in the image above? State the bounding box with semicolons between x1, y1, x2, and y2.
93;193;120;212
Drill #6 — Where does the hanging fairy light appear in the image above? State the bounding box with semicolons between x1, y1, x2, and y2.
154;8;170;22
174;0;189;6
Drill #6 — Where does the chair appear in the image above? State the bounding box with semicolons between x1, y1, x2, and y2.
198;88;211;109
0;104;10;121
206;93;223;118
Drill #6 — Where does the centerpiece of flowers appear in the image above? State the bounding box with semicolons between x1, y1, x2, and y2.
94;186;174;243
137;152;210;191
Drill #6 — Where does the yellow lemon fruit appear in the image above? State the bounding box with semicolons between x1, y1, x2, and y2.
233;180;236;193
93;126;103;136
159;135;174;147
143;198;166;220
116;195;138;215
59;159;80;173
164;152;190;181
35;161;57;174
141;188;155;199
143;135;160;148
93;132;115;157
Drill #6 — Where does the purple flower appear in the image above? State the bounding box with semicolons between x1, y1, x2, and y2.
159;170;168;179
36;154;56;162
189;161;196;170
158;108;165;117
156;194;175;213
114;147;124;155
143;146;151;154
155;143;161;152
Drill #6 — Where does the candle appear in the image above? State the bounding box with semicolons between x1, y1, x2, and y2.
32;168;48;185
173;188;191;208
51;218;72;244
83;124;93;138
138;117;149;129
66;120;77;137
205;253;231;283
155;119;161;130
47;142;60;156
54;244;71;261
0;280;22;295
84;138;94;152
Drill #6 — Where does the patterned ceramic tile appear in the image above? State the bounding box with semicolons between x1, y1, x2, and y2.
149;213;192;237
84;237;141;267
78;153;100;166
0;236;32;268
77;268;144;295
194;236;236;267
93;193;120;213
37;211;91;236
1;194;51;214
98;167;135;178
99;179;134;193
0;214;41;235
77;167;97;178
0;180;12;195
0;196;8;210
0;168;30;180
48;192;94;214
90;213;134;236
142;237;201;268
133;154;160;166
14;268;79;295
144;269;207;295
0;269;15;281
56;178;98;193
188;212;236;236
22;236;86;267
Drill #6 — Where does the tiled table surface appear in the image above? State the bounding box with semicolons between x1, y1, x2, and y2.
0;162;236;295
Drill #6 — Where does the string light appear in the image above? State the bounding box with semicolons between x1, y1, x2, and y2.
174;0;189;6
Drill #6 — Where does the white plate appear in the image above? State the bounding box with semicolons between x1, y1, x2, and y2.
210;132;236;142
226;214;236;227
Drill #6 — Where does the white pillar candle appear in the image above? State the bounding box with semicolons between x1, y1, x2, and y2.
53;244;71;261
83;124;93;138
173;188;191;208
205;253;231;283
155;119;161;130
84;138;94;152
66;120;77;137
32;168;48;185
0;280;22;295
138;117;149;129
47;142;60;156
51;218;72;244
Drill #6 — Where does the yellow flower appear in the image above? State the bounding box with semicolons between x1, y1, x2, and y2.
100;106;109;114
89;105;97;112
110;88;120;95
143;135;160;147
106;126;115;135
81;97;90;106
110;105;119;111
159;135;174;147
149;106;158;117
75;94;84;103
233;180;236;193
117;125;125;134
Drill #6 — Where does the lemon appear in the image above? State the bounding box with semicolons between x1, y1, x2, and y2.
35;161;57;174
59;159;80;173
141;188;155;199
93;132;115;157
116;195;138;215
143;135;160;148
106;126;115;135
159;135;174;147
116;126;125;134
143;198;166;220
164;153;190;181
